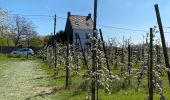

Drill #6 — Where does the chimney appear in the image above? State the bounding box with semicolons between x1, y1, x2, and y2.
68;12;71;17
88;13;91;18
86;13;91;21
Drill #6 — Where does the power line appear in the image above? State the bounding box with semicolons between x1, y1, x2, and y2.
8;15;53;21
8;14;170;33
27;18;53;20
9;14;53;17
9;14;67;21
56;16;67;20
164;26;170;29
97;24;148;32
98;24;170;33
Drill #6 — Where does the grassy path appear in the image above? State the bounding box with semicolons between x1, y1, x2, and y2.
0;58;86;100
0;59;48;100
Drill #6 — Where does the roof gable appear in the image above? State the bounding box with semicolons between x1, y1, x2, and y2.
69;15;93;30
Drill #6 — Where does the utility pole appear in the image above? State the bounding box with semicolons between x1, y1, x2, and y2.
92;0;98;100
53;14;58;76
149;28;153;100
154;4;170;85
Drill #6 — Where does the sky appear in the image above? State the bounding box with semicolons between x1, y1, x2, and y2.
0;0;170;45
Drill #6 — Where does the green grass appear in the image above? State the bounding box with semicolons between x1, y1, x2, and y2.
0;53;8;60
0;54;170;100
32;61;170;100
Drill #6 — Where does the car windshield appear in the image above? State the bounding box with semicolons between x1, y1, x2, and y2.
18;49;29;51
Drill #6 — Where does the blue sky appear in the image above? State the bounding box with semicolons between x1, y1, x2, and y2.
0;0;170;44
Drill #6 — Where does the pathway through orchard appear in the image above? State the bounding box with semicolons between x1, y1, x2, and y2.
0;59;51;100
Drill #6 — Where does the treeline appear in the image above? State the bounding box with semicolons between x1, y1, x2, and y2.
0;8;64;47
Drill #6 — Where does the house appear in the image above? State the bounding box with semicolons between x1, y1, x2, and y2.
65;12;93;50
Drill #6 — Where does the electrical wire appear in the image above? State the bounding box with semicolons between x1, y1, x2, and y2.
24;18;52;20
97;24;148;32
9;14;53;17
8;13;170;33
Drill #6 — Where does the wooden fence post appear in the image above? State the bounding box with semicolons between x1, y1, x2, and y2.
149;28;153;100
27;39;29;59
77;34;89;70
92;0;98;99
99;29;110;73
128;44;131;86
154;4;170;85
66;21;71;87
53;15;58;76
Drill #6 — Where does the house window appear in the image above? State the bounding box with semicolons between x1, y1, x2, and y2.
86;33;89;39
85;43;91;48
75;43;79;49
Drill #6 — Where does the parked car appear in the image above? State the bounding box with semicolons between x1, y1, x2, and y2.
10;48;34;55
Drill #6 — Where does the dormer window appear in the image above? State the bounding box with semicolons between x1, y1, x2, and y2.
75;21;79;26
86;22;90;26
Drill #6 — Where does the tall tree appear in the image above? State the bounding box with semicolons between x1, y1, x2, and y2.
29;36;44;47
0;8;9;35
56;30;67;44
9;16;37;46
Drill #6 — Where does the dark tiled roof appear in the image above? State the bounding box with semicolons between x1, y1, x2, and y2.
69;15;93;30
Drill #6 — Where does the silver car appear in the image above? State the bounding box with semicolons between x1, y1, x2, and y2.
11;48;34;55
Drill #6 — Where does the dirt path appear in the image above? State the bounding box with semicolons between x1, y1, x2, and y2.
0;59;48;100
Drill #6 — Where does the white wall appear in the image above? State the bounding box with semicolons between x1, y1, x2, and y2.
73;29;93;49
